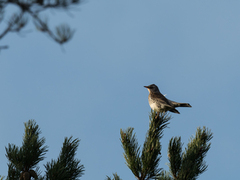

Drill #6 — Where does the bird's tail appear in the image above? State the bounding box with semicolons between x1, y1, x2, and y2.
178;103;192;107
170;101;192;108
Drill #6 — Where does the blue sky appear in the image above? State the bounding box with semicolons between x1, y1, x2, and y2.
1;0;240;179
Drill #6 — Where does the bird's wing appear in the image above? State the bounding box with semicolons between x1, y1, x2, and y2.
152;93;173;107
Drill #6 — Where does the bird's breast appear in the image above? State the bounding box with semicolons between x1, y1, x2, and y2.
149;102;160;111
148;96;160;111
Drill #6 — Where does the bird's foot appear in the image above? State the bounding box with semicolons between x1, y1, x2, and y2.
155;112;160;119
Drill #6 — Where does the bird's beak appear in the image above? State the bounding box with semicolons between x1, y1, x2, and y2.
144;86;150;93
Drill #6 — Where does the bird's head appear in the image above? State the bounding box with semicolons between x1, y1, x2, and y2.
144;84;160;93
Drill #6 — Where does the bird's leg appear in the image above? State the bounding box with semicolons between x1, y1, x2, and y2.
155;112;160;119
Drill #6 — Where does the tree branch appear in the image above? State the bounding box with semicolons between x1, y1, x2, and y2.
0;0;81;51
28;9;62;43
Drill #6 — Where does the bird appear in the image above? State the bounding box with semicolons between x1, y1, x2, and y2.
144;84;191;116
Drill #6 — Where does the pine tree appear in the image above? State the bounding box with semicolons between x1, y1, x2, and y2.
5;120;48;180
0;0;82;51
4;119;84;180
119;111;213;180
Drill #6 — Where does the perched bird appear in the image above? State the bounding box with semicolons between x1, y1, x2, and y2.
144;84;191;115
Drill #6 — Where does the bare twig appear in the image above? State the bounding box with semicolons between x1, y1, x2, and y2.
0;10;25;40
0;0;81;51
28;9;61;43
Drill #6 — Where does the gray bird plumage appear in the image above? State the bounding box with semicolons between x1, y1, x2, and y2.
144;84;191;115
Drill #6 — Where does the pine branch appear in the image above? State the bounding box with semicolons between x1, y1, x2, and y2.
22;120;48;169
0;11;26;40
120;127;142;178
5;144;23;171
141;111;171;180
168;127;213;180
168;137;182;179
45;136;84;180
106;173;122;180
158;171;173;180
5;120;48;180
30;10;74;44
120;111;171;180
0;0;81;50
6;162;21;180
4;120;85;180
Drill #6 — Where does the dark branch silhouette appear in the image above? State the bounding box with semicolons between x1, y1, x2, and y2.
0;0;82;51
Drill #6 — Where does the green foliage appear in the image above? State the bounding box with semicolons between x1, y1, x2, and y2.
120;111;171;180
2;113;213;180
141;112;171;180
5;120;48;179
119;111;213;180
168;137;182;179
168;127;213;180
120;127;142;178
106;173;122;180
158;171;172;180
6;162;21;180
3;120;84;180
45;136;85;180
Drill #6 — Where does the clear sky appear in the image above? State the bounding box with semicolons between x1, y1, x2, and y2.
1;0;239;179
